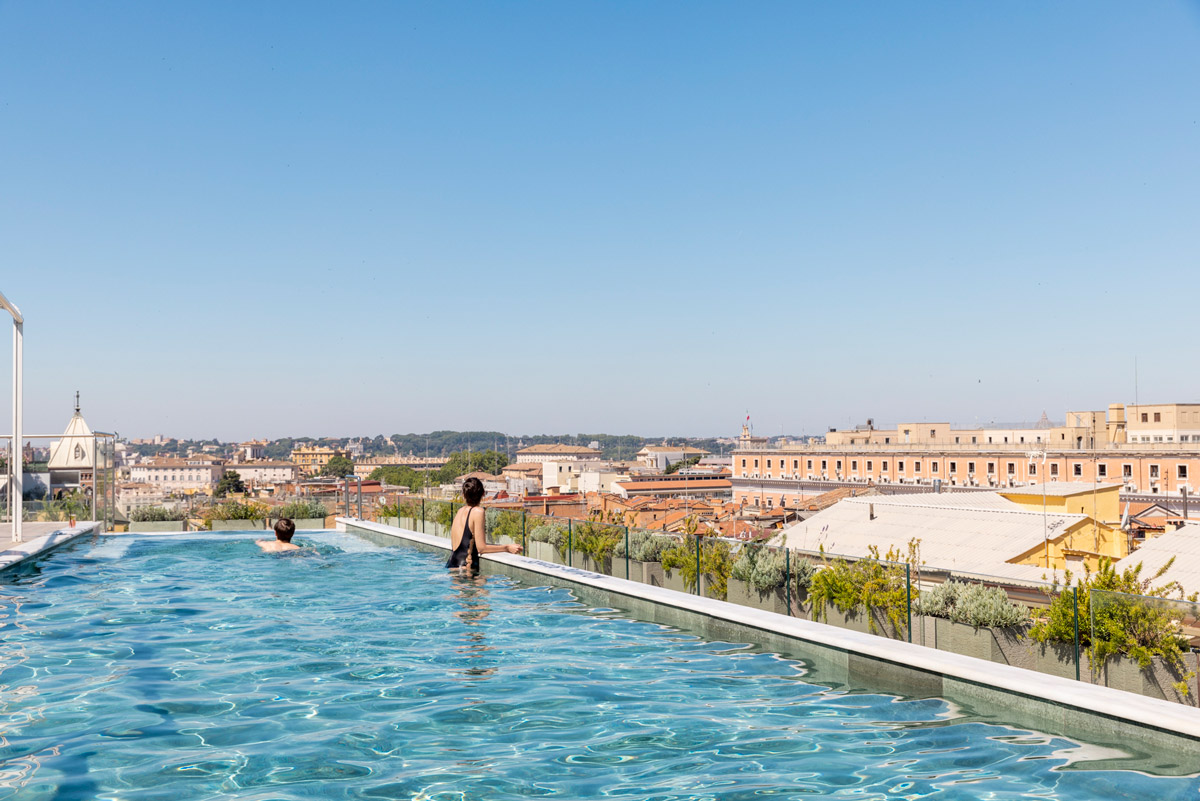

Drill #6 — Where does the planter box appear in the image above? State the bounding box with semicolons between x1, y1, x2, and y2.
662;568;690;595
128;520;186;533
632;560;665;588
819;605;905;639
210;519;267;531
292;518;326;530
1093;654;1197;706
727;578;789;616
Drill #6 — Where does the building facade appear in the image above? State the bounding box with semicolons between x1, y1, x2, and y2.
226;461;297;487
515;444;602;464
291;445;351;476
129;456;224;492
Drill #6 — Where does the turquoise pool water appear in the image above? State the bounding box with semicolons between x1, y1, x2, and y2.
0;531;1196;800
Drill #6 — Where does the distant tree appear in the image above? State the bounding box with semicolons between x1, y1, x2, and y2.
664;456;701;475
321;455;356;478
434;450;509;483
214;470;246;497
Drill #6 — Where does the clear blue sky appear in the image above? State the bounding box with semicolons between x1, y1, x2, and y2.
2;2;1198;441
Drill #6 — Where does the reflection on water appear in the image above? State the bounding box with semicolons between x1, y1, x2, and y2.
448;571;496;680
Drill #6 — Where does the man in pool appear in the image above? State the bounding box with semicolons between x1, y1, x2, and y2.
257;518;301;552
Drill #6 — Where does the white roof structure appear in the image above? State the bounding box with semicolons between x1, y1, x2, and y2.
1114;522;1200;599
776;492;1082;584
1001;482;1123;498
47;410;100;470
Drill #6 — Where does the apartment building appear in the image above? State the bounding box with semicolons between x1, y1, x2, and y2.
636;445;711;470
733;403;1200;508
515;444;601;464
225;461;296;487
129;456;224;492
291;445;351;476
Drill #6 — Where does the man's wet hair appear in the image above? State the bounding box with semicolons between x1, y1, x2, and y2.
274;517;296;543
462;477;485;506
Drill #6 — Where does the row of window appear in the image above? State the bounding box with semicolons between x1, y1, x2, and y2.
740;457;1189;480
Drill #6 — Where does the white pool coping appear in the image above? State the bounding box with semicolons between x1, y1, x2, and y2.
339;516;1200;742
0;523;101;573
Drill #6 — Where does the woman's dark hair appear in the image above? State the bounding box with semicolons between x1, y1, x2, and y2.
462;477;485;506
274;518;296;542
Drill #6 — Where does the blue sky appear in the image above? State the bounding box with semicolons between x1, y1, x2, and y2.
1;2;1198;441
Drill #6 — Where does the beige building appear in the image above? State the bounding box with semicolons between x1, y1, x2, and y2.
130;456;224;492
291;444;351;476
353;454;449;479
226;461;296;487
734;403;1200;507
515;444;601;464
636;445;711;470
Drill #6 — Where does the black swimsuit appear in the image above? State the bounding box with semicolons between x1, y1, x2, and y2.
445;507;480;571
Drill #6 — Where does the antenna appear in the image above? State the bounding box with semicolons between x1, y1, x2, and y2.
74;390;80;414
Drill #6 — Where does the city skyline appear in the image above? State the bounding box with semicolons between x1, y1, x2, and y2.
3;3;1199;439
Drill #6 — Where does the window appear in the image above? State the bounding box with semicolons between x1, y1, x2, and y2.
807;460;813;470
1050;463;1059;476
930;429;936;438
987;462;995;474
851;460;858;471
753;459;759;468
882;460;889;471
885;437;891;444
898;460;905;472
1029;463;1037;476
968;461;975;473
792;459;799;469
1150;464;1160;479
954;436;960;444
1154;436;1164;443
949;461;957;473
1155;412;1162;422
1007;462;1016;475
1073;463;1082;477
1098;464;1107;478
836;460;842;471
1122;464;1132;478
741;459;746;468
988;437;993;444
1178;465;1188;480
766;459;772;469
821;460;827;471
1141;413;1149;423
971;436;978;444
866;460;873;471
931;461;939;473
914;461;922;473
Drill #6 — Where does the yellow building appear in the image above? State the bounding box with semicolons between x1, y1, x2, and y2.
999;483;1125;570
291;444;351;476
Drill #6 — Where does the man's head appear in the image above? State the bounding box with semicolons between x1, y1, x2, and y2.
274;517;296;543
462;477;485;506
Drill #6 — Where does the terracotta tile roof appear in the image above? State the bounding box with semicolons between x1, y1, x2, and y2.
517;444;601;455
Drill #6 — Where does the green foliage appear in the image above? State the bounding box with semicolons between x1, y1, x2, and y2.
369;465;430;492
320;455;356;478
432;500;458;529
487;510;525;544
130;505;186;522
32;491;90;522
629;531;672;562
732;546;817;596
277;500;328;520
660;537;733;599
809;545;910;635
527;519;568;550
915;581;1029;629
377;498;423;521
574;520;622;564
214;470;246;498
206;501;269;522
663;456;701;475
1031;558;1198;692
433;450;509;484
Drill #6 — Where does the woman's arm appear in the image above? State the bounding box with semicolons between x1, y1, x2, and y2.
471;507;522;554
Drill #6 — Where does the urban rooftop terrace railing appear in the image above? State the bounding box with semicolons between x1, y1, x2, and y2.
1;432;119;533
373;497;1200;707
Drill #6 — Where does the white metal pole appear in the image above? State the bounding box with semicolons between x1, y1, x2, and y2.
12;320;22;543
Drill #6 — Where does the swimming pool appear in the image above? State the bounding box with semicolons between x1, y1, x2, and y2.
0;531;1196;800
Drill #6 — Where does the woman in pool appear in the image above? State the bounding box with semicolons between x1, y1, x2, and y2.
446;476;521;571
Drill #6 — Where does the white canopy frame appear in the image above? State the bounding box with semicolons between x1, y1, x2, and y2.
0;291;22;542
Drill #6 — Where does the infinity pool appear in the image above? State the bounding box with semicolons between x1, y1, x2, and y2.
0;531;1195;800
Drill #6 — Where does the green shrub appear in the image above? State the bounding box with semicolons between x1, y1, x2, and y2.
130;505;186;522
809;545;908;635
733;546;816;595
629;531;672;562
486;509;525;544
575;520;621;564
377;499;422;521
660;537;733;599
528;521;567;550
277;500;328;520
206;501;269;522
1032;558;1198;694
916;581;1028;629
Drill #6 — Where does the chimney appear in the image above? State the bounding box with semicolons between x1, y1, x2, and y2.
868;503;875;521
934;479;942;494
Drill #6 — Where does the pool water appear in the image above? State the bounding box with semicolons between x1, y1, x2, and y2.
0;531;1195;800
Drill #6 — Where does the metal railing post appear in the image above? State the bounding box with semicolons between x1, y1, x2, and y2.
694;534;701;595
421;498;426;533
906;562;913;643
90;437;97;524
786;548;792;615
625;526;629;580
1073;586;1081;681
522;510;527;553
356;477;362;518
567;518;573;566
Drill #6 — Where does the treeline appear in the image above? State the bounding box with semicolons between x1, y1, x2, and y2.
369;450;510;492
